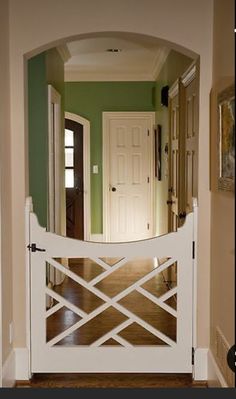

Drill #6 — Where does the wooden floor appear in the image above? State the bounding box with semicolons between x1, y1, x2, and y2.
47;257;177;346
20;259;208;388
16;373;207;388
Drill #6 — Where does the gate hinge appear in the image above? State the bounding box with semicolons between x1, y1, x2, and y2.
192;241;195;260
27;243;46;252
147;223;150;230
192;347;195;365
147;129;150;136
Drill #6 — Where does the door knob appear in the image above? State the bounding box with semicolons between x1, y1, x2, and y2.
111;187;117;192
166;200;175;205
179;211;186;219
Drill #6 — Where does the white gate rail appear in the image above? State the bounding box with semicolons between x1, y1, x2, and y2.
26;197;197;373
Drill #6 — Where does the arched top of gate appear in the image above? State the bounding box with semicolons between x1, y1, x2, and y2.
24;31;199;61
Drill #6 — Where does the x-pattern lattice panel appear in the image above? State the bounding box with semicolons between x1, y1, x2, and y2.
46;256;178;347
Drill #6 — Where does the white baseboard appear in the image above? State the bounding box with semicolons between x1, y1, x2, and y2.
208;349;228;388
193;348;208;380
90;234;104;242
15;348;30;380
2;350;15;387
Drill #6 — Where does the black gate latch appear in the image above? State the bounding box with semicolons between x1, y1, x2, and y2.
27;243;46;252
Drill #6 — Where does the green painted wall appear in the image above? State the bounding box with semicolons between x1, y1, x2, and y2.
28;53;48;227
65;81;155;234
28;49;65;227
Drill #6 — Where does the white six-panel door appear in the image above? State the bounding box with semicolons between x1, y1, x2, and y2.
103;112;155;242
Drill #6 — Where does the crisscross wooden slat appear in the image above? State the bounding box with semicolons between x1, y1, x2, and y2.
136;287;177;318
46;302;64;318
45;287;87;318
46;257;177;347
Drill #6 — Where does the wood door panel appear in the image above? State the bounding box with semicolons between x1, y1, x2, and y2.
168;62;199;231
168;83;181;231
184;72;199;212
65;119;84;240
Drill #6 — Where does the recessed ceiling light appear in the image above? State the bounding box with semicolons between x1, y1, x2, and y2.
106;48;122;53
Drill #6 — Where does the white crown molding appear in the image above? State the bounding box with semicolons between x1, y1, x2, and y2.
152;48;170;80
181;62;196;87
65;69;155;82
57;44;71;63
64;47;170;82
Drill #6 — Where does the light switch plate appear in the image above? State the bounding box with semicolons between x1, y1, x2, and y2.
93;165;99;174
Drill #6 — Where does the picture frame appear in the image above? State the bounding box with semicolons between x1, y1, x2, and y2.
155;124;162;180
217;84;235;192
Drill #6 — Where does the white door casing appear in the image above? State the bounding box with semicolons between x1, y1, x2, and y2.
48;85;62;235
27;197;197;373
48;85;63;286
65;112;91;241
103;112;155;242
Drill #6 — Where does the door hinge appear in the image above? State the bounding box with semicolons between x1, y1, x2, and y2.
192;241;195;259
192;347;195;365
27;243;46;252
147;129;150;136
147;223;150;230
147;177;150;183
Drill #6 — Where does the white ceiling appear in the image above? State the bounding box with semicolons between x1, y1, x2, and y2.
61;36;170;81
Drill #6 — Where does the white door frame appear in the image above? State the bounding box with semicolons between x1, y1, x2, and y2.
103;111;156;242
65;112;91;241
0;169;2;387
48;85;61;235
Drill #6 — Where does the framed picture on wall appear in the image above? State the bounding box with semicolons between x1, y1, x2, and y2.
217;84;235;192
155;124;162;180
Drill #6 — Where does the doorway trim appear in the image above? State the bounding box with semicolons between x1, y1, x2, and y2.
65;112;91;241
103;111;156;242
48;85;61;235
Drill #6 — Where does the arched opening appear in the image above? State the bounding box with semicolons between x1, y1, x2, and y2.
26;31;201;374
27;31;198;242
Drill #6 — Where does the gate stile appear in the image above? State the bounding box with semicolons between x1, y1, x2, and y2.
26;197;197;373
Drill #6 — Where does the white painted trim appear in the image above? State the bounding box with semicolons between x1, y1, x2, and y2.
57;44;71;63
65;112;91;241
208;349;228;388
192;198;198;351
152;48;170;80
2;350;15;387
48;85;61;234
15;348;30;381
169;79;179;98
0;158;2;387
65;70;158;82
193;348;208;380
25;197;33;380
181;62;196;87
90;234;104;242
103;112;155;242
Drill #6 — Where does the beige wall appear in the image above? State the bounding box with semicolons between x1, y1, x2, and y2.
8;0;213;357
0;0;13;364
210;0;234;386
155;50;192;235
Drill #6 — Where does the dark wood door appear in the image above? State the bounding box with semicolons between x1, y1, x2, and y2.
65;119;84;240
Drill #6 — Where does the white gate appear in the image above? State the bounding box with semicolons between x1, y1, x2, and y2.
26;198;197;373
